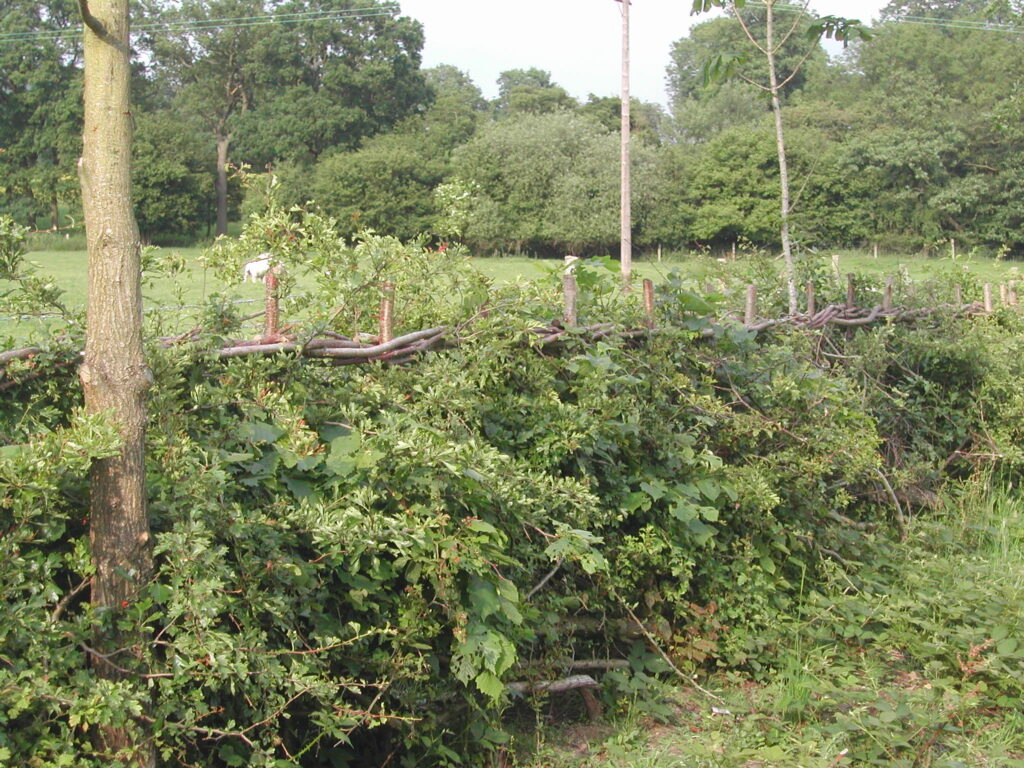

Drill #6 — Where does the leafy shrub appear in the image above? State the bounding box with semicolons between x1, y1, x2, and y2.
3;205;1022;765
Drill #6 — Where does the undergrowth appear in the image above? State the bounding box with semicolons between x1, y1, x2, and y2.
523;477;1024;768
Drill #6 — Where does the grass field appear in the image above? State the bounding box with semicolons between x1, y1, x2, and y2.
3;245;1022;344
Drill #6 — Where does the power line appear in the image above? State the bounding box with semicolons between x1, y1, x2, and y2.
743;1;1024;36
0;4;400;45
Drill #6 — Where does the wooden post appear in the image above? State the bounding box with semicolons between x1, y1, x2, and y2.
642;278;655;328
563;256;578;326
617;0;631;288
379;281;395;343
744;284;757;325
1001;283;1009;307
873;243;879;260
731;241;737;260
264;267;279;338
1010;280;1018;307
883;277;893;312
657;244;662;262
953;284;963;306
983;283;993;312
950;238;956;259
805;281;815;316
831;254;841;279
846;273;855;311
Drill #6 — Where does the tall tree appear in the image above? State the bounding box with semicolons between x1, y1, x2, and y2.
691;0;868;313
77;0;153;764
494;68;577;116
143;0;263;236
233;0;430;165
0;1;83;228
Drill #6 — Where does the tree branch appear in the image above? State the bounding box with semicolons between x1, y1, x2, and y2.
77;0;107;37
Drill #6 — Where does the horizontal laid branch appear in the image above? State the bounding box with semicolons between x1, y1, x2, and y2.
304;327;448;359
507;674;599;696
0;346;42;364
0;294;1004;376
748;302;983;332
516;658;631;672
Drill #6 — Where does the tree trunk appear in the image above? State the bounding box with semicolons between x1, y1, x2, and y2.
50;197;60;231
215;133;230;237
78;0;154;764
619;0;632;287
764;1;799;315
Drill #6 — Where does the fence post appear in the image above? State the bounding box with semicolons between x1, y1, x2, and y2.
883;277;893;312
1010;280;1018;307
831;254;841;279
846;273;856;311
744;284;757;325
1001;283;1009;307
379;281;395;343
563;256;578;326
953;284;963;306
264;266;280;338
983;283;993;312
642;278;655;328
873;243;879;260
805;281;815;316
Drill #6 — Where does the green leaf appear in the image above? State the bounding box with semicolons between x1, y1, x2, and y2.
996;637;1019;656
237;421;284;444
218;450;254;463
323;432;362;476
474;670;505;700
700;506;720;522
687;519;716;546
283;474;314;498
0;445;24;460
696;478;720;501
468;578;501;619
670;500;698;523
622;491;650;512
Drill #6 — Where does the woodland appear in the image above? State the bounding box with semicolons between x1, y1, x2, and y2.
3;0;1024;256
4;1;1024;767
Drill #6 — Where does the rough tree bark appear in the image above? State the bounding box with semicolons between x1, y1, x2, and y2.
77;0;155;764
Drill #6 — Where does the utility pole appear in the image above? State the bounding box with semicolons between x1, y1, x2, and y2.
617;0;631;287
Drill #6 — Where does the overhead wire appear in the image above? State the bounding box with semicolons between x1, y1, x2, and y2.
0;4;401;45
743;1;1024;36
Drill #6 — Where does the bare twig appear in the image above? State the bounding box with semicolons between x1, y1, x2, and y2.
613;590;726;705
872;466;908;540
525;559;564;601
50;577;92;623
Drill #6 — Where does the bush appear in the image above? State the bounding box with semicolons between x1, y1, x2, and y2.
3;206;1021;765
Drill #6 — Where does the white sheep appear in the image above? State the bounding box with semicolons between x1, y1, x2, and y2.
243;254;272;282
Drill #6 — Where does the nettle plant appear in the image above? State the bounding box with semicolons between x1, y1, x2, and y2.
4;195;1021;766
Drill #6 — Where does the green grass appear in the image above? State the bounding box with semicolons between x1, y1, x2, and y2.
4;246;1024;345
15;246;1024;307
518;479;1024;768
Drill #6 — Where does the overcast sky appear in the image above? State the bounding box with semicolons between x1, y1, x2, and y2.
398;1;889;107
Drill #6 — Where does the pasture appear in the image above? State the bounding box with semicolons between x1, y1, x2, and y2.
8;244;1023;314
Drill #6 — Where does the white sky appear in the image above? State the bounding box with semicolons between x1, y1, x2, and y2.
398;1;889;107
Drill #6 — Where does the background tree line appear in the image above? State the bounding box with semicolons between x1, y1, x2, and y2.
3;0;1024;255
